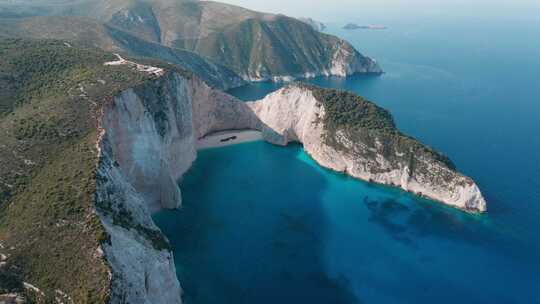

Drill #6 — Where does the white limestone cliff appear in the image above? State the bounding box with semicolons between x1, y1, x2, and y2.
95;72;256;304
96;154;182;304
247;86;487;212
327;40;382;77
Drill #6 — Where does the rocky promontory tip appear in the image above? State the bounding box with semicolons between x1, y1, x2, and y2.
247;84;487;213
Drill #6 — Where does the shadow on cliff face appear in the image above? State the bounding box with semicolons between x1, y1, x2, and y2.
154;142;360;304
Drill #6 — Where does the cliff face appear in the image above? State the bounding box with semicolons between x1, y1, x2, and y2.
100;73;195;212
96;73;193;304
95;71;256;304
0;39;160;303
190;15;382;82
328;40;382;77
247;85;487;212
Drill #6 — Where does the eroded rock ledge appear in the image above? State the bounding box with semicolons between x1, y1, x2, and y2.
95;72;486;304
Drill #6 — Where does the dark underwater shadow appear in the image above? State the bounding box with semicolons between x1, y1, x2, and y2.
362;193;540;264
154;141;361;304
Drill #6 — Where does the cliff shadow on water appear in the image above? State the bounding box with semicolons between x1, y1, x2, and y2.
154;142;362;304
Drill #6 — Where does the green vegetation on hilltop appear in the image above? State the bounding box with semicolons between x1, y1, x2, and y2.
0;38;144;114
298;83;456;171
310;85;396;132
1;134;110;303
0;38;163;302
189;15;358;78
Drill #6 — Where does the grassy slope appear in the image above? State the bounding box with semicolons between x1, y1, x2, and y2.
153;1;366;78
0;38;154;302
190;15;338;77
0;16;118;50
0;15;246;89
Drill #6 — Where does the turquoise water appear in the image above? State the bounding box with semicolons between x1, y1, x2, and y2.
155;17;540;303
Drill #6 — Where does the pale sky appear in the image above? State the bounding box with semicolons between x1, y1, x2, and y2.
215;0;540;22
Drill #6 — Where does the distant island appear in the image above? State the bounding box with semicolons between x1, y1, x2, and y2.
344;23;387;30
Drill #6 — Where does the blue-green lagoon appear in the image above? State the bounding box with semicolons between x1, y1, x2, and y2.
155;16;540;304
154;142;538;303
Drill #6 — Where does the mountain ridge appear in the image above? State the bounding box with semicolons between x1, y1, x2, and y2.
0;0;382;86
0;15;247;90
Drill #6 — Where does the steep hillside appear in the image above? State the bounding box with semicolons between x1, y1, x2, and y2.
108;0;382;80
0;15;246;90
0;0;382;83
184;15;380;80
0;38;168;303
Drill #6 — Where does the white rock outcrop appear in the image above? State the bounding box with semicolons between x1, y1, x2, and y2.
247;86;487;212
328;40;382;77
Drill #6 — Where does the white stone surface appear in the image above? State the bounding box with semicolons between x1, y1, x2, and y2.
96;153;183;304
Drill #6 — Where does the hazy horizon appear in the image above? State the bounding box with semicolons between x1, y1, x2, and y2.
216;0;540;23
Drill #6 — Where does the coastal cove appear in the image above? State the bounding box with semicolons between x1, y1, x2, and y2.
154;18;540;304
1;1;539;302
155;140;538;304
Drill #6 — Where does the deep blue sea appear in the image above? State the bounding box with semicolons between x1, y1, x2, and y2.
154;16;540;304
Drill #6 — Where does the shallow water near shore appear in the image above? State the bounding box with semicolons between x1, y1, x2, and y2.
154;17;540;304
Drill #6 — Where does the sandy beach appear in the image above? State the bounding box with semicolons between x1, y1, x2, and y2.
197;130;263;150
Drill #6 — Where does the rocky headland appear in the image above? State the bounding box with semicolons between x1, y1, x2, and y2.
248;85;486;212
